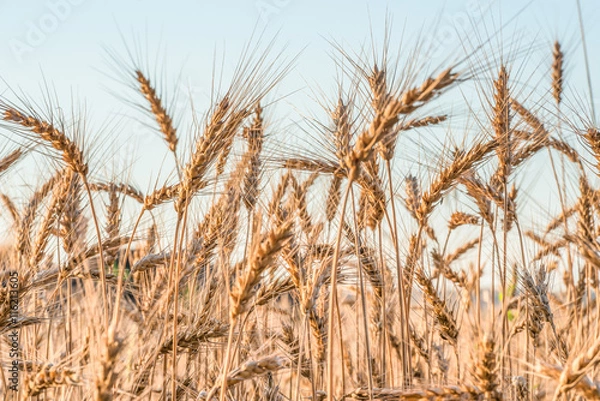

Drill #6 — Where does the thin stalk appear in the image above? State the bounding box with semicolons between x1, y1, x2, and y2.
111;209;144;329
349;186;374;400
501;174;509;385
172;204;191;399
376;225;387;386
326;181;353;401
476;221;484;332
384;160;411;387
305;313;317;400
158;214;183;399
83;179;109;326
294;314;308;401
219;319;237;401
576;0;597;125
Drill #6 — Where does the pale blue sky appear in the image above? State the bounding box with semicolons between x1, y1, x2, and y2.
0;0;598;213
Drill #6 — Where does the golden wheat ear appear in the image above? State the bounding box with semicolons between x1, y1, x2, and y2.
23;362;81;397
0;148;23;175
2;107;88;175
552;41;564;106
135;70;179;154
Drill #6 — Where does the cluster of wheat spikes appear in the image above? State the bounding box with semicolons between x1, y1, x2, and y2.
0;26;599;401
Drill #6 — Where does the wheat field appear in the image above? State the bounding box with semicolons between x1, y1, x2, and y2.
0;12;600;401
